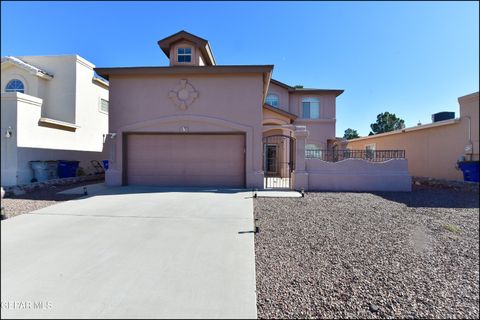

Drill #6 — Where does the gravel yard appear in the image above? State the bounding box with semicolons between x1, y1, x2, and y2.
1;181;101;219
254;188;479;319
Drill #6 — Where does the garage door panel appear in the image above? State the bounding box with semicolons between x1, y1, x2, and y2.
126;134;245;187
128;174;186;186
183;161;241;173
129;161;185;174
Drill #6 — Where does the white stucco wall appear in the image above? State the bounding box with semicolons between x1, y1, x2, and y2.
1;64;38;97
74;56;109;150
15;55;77;123
0;55;109;186
1;94;19;186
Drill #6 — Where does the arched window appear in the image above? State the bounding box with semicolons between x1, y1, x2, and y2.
265;94;279;107
5;79;25;93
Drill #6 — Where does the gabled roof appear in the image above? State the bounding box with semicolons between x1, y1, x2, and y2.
157;30;216;66
1;56;53;79
263;103;298;123
270;78;343;97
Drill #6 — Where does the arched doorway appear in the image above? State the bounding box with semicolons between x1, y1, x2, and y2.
263;134;295;189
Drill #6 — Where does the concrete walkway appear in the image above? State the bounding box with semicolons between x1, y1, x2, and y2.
59;183;303;198
1;187;257;319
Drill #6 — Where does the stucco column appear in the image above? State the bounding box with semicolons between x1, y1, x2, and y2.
0;96;19;186
105;132;122;186
293;126;309;191
247;126;265;189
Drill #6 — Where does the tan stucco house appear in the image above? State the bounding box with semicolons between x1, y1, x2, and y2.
96;31;411;191
1;55;109;186
348;92;479;181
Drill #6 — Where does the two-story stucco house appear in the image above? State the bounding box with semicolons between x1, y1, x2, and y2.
1;55;109;186
95;30;411;191
93;30;342;190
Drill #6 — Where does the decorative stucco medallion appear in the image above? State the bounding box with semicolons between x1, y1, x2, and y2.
168;79;199;110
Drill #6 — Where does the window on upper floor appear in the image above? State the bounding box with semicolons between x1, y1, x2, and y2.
5;79;24;93
265;94;279;107
177;47;192;63
302;97;320;119
99;98;109;114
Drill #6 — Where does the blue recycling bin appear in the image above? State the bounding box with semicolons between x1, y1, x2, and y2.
458;161;479;182
30;161;50;182
102;160;109;170
58;160;80;178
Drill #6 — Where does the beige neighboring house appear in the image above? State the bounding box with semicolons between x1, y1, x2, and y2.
1;55;109;186
95;30;411;191
347;92;479;181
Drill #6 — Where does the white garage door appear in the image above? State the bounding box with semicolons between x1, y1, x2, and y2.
126;134;245;187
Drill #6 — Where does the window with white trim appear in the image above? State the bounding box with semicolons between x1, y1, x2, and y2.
99;98;109;113
5;79;25;93
302;97;320;119
177;47;192;63
265;94;279;107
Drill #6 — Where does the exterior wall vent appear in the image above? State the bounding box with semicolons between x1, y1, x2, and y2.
431;111;455;123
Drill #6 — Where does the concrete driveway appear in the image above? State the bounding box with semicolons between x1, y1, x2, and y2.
1;186;257;319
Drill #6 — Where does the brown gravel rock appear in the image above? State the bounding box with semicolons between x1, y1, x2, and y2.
254;189;479;319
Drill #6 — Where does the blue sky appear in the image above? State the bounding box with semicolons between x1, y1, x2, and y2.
2;1;478;136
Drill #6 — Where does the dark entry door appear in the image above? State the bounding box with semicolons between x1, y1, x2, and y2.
265;144;278;174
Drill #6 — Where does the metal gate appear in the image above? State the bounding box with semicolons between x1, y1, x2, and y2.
263;135;295;189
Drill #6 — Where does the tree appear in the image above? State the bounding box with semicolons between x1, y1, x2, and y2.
369;112;405;135
343;128;360;140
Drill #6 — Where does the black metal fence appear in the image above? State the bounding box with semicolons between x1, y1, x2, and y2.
263;135;295;189
305;149;405;162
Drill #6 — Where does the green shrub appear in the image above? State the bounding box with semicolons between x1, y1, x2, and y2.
443;224;461;233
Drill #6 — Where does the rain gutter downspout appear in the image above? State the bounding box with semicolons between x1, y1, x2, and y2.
464;116;472;161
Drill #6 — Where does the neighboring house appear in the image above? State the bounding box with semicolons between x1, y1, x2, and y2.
95;30;411;191
347;91;479;181
1;55;109;186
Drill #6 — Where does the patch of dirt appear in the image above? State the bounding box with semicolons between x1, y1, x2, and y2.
1;181;102;219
